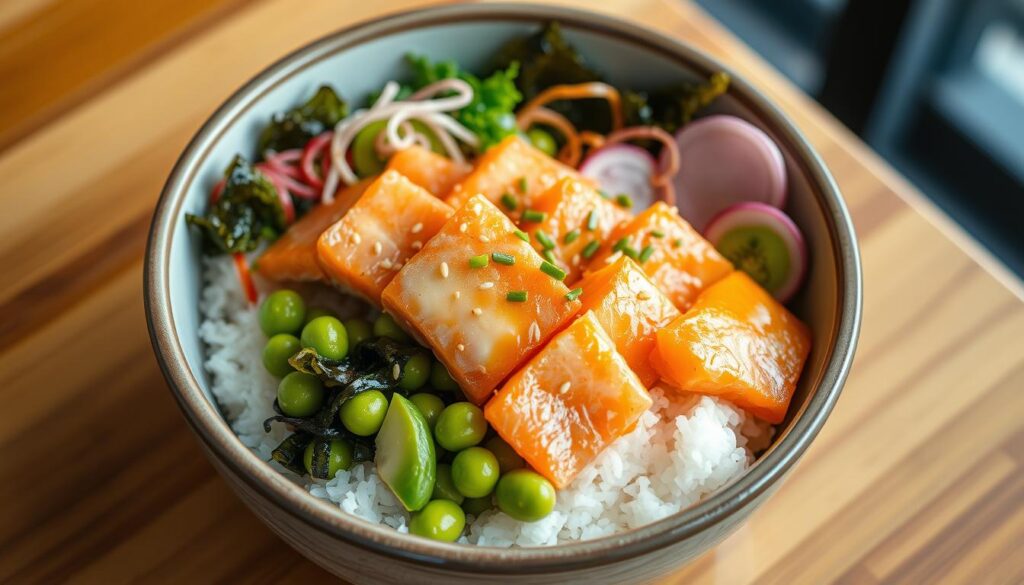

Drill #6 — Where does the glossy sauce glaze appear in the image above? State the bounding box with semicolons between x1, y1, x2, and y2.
385;145;470;197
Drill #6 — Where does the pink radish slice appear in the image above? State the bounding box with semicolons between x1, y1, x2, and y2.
579;143;657;209
663;115;787;232
704;202;807;302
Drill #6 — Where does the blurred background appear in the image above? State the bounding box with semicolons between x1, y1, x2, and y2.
1;0;1021;274
697;0;1024;275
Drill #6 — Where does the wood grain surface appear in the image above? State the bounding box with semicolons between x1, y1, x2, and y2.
1;0;1022;583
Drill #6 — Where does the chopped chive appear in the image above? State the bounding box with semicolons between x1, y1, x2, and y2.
563;229;580;244
506;290;528;302
586;209;599;231
535;230;556;250
622;246;639;260
500;193;518;211
581;240;601;259
517;176;528;194
540;261;567;281
522;209;547;222
469;254;489;269
650;230;665;238
565;288;583;301
638;245;655;263
543;249;558;264
612;238;629;253
615;194;633;209
492;252;516;265
514;229;530;242
672;238;683;248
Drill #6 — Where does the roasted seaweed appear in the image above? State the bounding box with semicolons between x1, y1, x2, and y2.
270;431;312;476
258;85;348;154
623;71;730;134
184;156;285;254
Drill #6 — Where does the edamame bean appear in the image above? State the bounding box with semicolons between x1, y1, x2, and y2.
434;402;487;452
399;353;431;391
409;393;445;430
262;334;300;377
429;360;460;392
495;469;556;522
527;128;557;157
408;499;465;542
451;447;499;498
432;463;464;504
373;313;410;342
300;316;349;360
343;318;374;347
484;436;525;474
277;372;324;417
259;290;306;336
303;438;353;479
339;390;388;436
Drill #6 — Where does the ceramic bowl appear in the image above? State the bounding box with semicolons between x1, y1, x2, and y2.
145;4;862;583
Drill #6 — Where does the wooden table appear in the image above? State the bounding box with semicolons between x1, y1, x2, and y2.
2;0;1022;582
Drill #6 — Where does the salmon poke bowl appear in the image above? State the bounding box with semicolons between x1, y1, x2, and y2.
145;4;861;584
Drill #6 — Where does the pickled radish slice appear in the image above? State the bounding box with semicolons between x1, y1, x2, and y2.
704;202;806;302
666;115;787;231
579;144;657;209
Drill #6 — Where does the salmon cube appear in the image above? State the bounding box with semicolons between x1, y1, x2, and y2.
385;145;470;197
255;180;371;282
381;194;581;404
585;202;733;311
523;177;632;283
484;311;653;488
317;171;452;304
444;135;581;216
651;271;812;423
575;256;682;387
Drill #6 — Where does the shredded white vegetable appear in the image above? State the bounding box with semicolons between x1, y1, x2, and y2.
321;79;480;202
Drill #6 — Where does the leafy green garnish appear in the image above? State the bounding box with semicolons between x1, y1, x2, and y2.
185;156;285;254
258;85;348;153
623;72;730;134
403;54;523;150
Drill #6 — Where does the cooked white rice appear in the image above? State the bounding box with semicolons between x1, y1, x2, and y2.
199;256;772;547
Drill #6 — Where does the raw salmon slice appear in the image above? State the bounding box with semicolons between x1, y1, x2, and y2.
381;194;581;405
651;271;812;423
385;145;470;197
484;311;652;489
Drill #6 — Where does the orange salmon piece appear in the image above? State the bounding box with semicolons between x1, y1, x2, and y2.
385;145;470;197
381;194;581;405
255;180;371;282
484;311;653;489
444;135;581;216
585;202;733;311
317;171;452;305
651;271;812;423
576;256;682;387
524;177;631;283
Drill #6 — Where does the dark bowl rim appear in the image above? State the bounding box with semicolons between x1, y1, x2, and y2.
145;2;862;574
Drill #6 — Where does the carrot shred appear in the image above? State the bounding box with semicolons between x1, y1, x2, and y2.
516;82;624;131
517;107;583;166
233;252;259;305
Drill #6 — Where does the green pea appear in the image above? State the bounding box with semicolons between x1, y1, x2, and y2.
484;436;525;474
277;372;324;417
303;438;353;479
262;334;301;378
343;318;374;348
434;402;487;452
409;393;445;430
400;354;431;391
373;313;410;342
259;290;306;336
304;307;335;325
409;499;465;542
432;463;464;504
300;316;349;361
527;128;557;157
429;360;460;392
451;447;500;498
495;469;556;522
339;390;388;436
462;496;493;517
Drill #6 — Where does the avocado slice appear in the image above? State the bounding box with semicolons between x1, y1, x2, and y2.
375;394;436;511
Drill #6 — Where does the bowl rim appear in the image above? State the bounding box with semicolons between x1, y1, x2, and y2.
145;2;862;574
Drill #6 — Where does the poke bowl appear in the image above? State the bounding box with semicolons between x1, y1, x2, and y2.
144;4;862;584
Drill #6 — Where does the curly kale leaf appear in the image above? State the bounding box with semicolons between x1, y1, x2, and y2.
185;156;285;254
404;54;522;150
258;85;348;154
623;71;731;134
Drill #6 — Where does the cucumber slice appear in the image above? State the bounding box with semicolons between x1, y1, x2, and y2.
375;394;436;512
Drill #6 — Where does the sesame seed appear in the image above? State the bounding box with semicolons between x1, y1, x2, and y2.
372;241;382;255
472;307;483;316
637;291;651;301
392;364;400;380
380;259;393;269
479;282;494;290
605;250;624;264
440;262;449;278
351;233;362;244
459;223;468;233
454;290;461;299
457;343;465;351
559;381;571;394
411;240;423;250
473;202;482;215
411;222;423;234
479;235;491;243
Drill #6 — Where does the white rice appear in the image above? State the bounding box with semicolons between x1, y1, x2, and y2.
199;256;772;547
